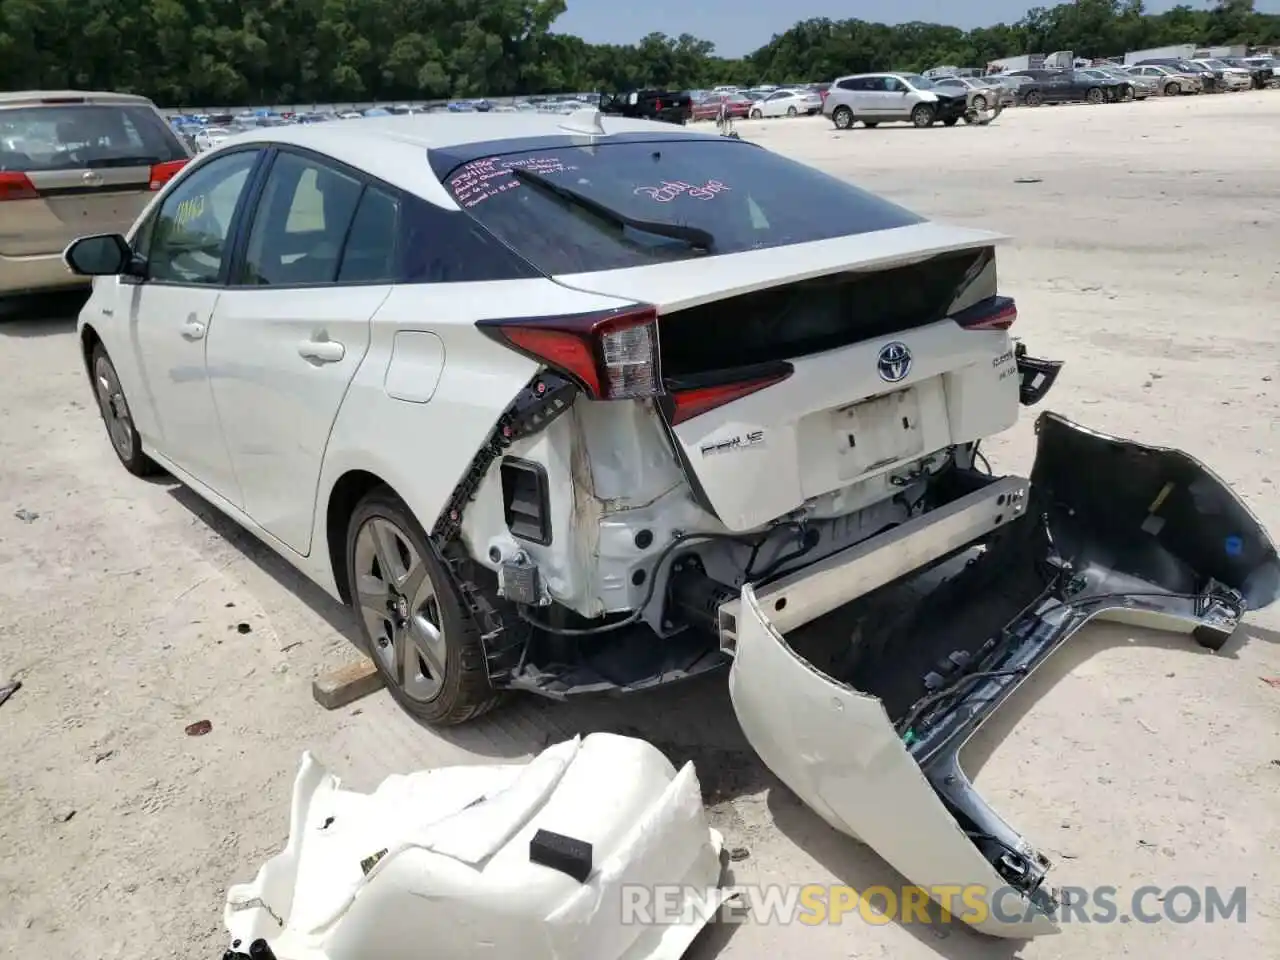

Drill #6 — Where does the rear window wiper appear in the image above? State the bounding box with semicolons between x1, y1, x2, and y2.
508;165;714;251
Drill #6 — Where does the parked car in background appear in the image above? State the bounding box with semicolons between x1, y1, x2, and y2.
1191;59;1252;91
1222;56;1274;88
930;75;1011;110
1005;69;1124;105
599;90;693;125
1089;65;1156;98
748;88;823;118
0;89;191;299
1125;64;1202;96
823;73;969;128
1135;59;1218;92
691;93;753;122
194;126;233;151
1074;67;1139;101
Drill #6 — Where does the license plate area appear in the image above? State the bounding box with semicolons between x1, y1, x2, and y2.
834;387;924;480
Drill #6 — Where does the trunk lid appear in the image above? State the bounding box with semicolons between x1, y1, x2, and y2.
553;223;1020;531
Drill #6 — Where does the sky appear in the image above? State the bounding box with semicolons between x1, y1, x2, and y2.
552;0;1280;58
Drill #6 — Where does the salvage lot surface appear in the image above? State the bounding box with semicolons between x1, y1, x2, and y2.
2;92;1278;960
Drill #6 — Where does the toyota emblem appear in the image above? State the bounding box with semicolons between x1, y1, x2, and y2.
877;341;912;383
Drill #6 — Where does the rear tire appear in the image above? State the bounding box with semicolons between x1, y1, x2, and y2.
911;104;935;128
1086;87;1104;105
346;487;500;726
90;344;160;477
1120;85;1134;101
831;106;854;129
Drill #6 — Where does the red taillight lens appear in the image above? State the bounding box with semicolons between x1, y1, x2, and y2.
481;306;662;400
954;295;1017;331
0;171;38;202
148;159;188;190
668;370;792;426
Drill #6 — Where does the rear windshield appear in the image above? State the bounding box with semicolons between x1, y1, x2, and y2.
0;104;187;173
438;138;924;274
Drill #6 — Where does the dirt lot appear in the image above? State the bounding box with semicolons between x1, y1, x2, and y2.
2;92;1278;960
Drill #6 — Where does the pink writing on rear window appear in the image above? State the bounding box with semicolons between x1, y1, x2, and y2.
450;156;578;207
633;180;730;203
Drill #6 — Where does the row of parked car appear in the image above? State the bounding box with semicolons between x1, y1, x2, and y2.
173;96;611;152
685;53;1278;132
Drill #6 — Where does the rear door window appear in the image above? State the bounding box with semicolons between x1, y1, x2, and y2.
238;151;363;286
0;104;187;173
435;138;924;275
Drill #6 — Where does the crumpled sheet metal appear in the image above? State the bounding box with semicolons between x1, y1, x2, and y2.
225;733;730;960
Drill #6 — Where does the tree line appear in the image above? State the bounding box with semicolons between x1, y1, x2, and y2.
0;0;1275;107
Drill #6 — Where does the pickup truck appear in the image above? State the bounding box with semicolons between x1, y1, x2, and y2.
598;90;693;125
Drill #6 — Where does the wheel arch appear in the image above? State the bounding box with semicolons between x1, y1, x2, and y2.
326;469;396;605
80;323;102;380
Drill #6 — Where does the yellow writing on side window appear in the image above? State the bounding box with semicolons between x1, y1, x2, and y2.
174;195;206;228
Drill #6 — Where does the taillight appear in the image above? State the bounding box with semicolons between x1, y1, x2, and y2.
148;159;188;190
0;172;38;202
479;306;662;400
668;369;792;426
953;295;1017;331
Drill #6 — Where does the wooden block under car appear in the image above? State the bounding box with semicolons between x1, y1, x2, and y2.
312;657;384;710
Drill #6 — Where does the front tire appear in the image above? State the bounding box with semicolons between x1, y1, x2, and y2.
749;108;762;119
911;104;935;127
346;487;499;726
1086;87;1104;105
1164;81;1179;97
1024;90;1044;107
972;95;988;112
90;344;159;477
831;106;854;129
786;105;798;117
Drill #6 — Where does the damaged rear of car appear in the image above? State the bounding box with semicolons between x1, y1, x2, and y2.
399;125;1279;936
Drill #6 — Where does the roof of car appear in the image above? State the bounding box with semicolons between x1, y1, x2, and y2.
0;90;158;107
211;111;720;209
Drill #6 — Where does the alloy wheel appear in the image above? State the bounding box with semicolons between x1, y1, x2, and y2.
94;355;134;460
354;516;449;702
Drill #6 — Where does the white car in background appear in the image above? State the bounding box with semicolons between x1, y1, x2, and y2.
63;110;1275;941
1192;58;1253;90
194;126;232;151
748;88;822;118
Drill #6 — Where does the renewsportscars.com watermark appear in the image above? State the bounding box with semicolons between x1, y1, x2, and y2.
622;883;1248;927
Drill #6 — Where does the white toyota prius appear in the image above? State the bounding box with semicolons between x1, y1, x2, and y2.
67;110;1277;938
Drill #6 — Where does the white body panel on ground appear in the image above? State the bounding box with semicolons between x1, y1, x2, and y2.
224;734;730;960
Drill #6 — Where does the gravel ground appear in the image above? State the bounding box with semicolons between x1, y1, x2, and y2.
1;91;1278;960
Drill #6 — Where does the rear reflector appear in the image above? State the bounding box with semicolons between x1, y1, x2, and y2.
479;306;662;400
0;172;37;202
668;370;792;425
149;159;188;190
953;295;1017;331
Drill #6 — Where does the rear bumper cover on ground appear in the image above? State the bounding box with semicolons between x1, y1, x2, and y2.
726;411;1278;937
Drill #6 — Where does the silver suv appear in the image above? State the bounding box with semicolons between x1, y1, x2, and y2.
0;90;191;298
822;73;960;129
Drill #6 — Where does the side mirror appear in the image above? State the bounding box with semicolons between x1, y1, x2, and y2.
63;233;133;277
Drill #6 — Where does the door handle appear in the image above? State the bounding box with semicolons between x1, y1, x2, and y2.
298;339;345;363
180;319;206;340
